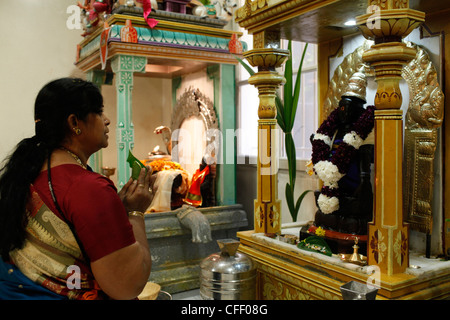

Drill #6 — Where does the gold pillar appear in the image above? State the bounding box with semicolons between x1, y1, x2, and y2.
356;0;425;275
243;31;289;234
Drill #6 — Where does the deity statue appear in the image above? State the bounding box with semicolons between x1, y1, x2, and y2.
309;68;375;241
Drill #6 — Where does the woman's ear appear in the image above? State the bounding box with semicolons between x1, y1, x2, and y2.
67;114;81;135
67;114;78;128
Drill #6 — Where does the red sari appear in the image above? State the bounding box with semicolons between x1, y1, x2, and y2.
9;165;136;300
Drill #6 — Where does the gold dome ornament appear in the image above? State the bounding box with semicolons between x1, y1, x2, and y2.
341;66;368;103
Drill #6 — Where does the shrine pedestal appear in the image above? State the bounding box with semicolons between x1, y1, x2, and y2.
145;205;248;294
237;230;450;300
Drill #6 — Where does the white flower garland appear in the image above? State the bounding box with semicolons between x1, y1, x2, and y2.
317;193;340;214
313;133;332;147
313;161;343;189
343;131;364;149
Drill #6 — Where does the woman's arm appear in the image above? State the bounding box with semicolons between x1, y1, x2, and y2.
90;218;151;300
91;168;152;300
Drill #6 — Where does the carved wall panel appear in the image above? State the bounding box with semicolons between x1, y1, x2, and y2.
256;263;341;300
402;42;444;234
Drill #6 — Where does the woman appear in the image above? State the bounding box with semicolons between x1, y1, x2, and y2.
0;78;152;300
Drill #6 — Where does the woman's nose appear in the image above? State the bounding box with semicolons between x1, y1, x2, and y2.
103;114;111;125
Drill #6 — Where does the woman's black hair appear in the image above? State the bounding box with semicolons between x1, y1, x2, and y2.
0;77;103;259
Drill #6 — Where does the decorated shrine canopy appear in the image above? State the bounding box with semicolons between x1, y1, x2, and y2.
75;13;246;74
74;4;245;194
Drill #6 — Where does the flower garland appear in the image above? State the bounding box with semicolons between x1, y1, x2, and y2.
146;159;183;173
311;105;375;214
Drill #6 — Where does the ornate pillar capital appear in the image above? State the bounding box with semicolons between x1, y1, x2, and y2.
356;1;424;110
244;48;289;119
111;55;147;73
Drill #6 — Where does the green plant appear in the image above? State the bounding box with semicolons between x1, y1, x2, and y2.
236;41;312;222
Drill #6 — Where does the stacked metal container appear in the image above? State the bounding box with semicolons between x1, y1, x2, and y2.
200;239;256;300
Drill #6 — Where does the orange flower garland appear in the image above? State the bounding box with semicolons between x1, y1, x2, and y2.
146;159;183;173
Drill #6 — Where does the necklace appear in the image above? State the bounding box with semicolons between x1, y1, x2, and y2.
60;147;87;170
311;105;375;214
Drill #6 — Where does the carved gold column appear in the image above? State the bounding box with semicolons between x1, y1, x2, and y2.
356;0;424;275
243;31;289;234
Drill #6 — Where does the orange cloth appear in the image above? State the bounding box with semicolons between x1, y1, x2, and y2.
183;166;210;207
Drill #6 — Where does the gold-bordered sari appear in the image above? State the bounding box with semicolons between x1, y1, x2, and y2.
9;186;104;300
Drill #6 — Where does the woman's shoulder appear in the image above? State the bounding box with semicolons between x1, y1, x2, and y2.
36;164;117;194
61;164;117;192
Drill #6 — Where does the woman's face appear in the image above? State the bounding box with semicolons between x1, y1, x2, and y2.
78;111;111;153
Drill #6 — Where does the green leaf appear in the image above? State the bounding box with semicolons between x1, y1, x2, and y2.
295;189;312;215
283;41;293;129
285;183;296;221
127;150;147;180
275;95;286;131
289;43;308;131
285;133;297;186
297;236;332;256
235;56;256;76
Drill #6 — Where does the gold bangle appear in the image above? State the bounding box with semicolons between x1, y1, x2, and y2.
128;211;145;219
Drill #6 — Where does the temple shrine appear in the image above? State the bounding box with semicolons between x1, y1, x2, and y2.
1;0;450;301
72;0;450;300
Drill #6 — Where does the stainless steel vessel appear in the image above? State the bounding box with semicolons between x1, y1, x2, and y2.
200;239;256;300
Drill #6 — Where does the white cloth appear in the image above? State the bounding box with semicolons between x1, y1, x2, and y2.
147;170;183;212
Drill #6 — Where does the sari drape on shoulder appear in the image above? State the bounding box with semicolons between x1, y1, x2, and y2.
3;186;104;300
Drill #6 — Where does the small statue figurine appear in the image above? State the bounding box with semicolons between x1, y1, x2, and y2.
78;0;113;36
191;0;237;21
154;126;172;155
120;19;138;43
310;67;375;238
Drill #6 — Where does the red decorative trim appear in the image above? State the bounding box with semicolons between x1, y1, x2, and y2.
308;225;367;242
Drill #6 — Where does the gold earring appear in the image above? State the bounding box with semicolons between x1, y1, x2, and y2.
73;127;82;135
